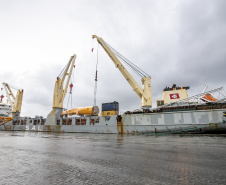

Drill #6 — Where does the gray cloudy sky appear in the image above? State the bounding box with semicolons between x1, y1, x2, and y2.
0;0;226;117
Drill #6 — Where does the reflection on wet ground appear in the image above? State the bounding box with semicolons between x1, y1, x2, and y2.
0;131;226;185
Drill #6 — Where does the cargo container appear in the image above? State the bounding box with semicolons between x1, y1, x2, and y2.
102;101;119;116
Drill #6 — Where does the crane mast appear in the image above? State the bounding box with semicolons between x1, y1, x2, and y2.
52;54;76;109
2;82;23;117
92;35;152;107
46;54;76;125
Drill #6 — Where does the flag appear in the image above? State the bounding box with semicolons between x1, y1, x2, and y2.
170;93;180;99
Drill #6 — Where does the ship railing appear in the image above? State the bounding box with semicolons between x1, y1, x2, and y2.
159;87;226;108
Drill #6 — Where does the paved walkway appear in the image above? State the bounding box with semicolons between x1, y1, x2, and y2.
0;132;226;184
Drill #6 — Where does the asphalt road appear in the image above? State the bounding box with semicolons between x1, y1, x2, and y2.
0;132;226;185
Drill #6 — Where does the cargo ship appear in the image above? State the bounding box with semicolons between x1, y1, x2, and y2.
1;35;226;134
1;85;225;134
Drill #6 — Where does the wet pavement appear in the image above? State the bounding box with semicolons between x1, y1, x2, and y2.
0;131;226;185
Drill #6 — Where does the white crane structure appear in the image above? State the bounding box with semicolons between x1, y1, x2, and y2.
92;35;152;108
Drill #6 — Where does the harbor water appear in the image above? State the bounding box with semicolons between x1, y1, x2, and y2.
0;131;226;185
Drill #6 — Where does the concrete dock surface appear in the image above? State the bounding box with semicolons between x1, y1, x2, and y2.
0;131;226;185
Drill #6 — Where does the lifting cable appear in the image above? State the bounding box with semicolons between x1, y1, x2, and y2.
105;40;150;78
58;64;67;78
93;43;99;106
58;56;74;78
66;65;75;110
66;89;72;110
0;88;4;103
4;83;22;91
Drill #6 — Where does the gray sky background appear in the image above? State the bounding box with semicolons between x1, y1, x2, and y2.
0;0;226;117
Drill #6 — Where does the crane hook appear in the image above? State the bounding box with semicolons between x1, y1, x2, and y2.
69;84;73;94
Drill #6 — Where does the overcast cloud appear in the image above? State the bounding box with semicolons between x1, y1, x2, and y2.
0;0;225;117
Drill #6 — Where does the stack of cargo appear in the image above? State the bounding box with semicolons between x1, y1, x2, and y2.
102;101;119;116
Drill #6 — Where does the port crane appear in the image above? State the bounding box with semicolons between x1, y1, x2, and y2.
92;35;152;107
2;82;23;118
52;54;76;109
46;54;76;124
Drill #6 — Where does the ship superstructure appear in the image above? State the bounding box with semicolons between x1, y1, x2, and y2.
0;86;13;125
156;84;190;106
0;103;12;117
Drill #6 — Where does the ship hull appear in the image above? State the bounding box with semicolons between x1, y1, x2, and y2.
1;109;226;134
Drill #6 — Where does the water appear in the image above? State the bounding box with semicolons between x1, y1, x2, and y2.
0;131;226;185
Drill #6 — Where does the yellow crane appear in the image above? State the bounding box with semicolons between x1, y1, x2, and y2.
61;106;99;116
2;82;23;118
92;35;152;108
52;54;76;109
0;117;13;126
46;54;76;124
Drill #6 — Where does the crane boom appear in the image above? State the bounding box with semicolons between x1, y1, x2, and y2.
92;35;152;107
52;54;76;108
46;54;76;125
2;82;23;117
